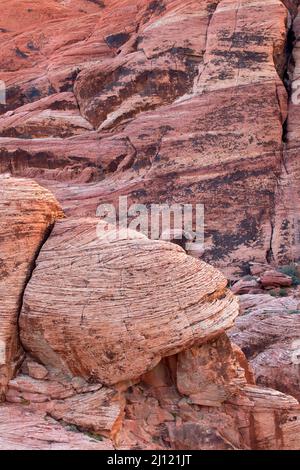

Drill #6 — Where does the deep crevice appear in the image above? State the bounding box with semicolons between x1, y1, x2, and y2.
270;6;298;264
16;221;58;364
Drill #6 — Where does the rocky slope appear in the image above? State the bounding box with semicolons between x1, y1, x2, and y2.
0;0;300;451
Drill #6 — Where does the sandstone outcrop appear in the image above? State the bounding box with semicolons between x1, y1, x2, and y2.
6;371;123;440
231;278;262;295
1;0;300;452
0;403;114;450
230;293;300;401
19;217;239;385
260;270;293;288
0;0;299;277
0;176;63;398
118;335;300;450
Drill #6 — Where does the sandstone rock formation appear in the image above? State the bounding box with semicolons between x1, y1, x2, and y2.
260;270;293;288
0;404;114;450
0;0;299;277
1;0;300;452
230;293;300;401
19;217;239;385
0;176;63;398
0;181;298;450
118;335;300;450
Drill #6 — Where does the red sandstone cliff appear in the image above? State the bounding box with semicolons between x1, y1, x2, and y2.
0;0;300;451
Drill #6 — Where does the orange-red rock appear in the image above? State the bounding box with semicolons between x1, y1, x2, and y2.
0;0;299;276
1;0;300;452
19;218;239;386
0;403;114;450
0;176;63;398
260;270;293;288
230;293;300;401
119;335;300;450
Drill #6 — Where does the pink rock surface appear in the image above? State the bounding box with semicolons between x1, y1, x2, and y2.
19;217;239;386
118;335;300;450
0;403;114;450
260;270;293;288
0;0;298;276
0;0;300;452
230;294;300;400
0;176;63;398
231;278;262;295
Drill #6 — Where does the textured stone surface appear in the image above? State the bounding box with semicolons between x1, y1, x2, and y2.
6;372;124;439
176;334;248;406
118;335;300;450
0;93;93;138
0;176;63;397
230;294;300;401
19;217;239;385
0;403;114;450
274;2;300;265
1;0;300;452
260;270;293;288
231;278;262;295
0;0;299;276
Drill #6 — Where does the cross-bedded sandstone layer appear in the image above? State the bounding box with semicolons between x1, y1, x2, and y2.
0;176;63;398
0;0;300;451
0;178;299;450
0;0;299;277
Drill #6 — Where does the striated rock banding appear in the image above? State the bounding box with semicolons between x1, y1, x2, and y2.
230;293;300;401
0;0;299;276
0;176;63;397
19;217;239;385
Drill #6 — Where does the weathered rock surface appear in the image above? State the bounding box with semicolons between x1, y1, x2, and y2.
231;278;262;295
260;270;293;288
19;217;239;385
1;0;300;452
118;335;300;450
230;294;300;401
6;371;124;440
0;176;63;397
176;334;252;407
0;0;299;276
0;403;114;450
274;1;300;265
1;202;299;449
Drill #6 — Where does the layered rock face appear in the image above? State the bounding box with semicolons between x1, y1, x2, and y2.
0;177;63;398
0;0;299;276
230;293;300;401
0;180;299;450
19;218;238;385
1;0;300;452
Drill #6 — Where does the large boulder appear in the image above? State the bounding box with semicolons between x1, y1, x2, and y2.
0;176;63;397
20;217;239;386
0;0;298;276
260;270;293;288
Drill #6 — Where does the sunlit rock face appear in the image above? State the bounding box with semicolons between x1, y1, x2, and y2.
0;181;299;450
